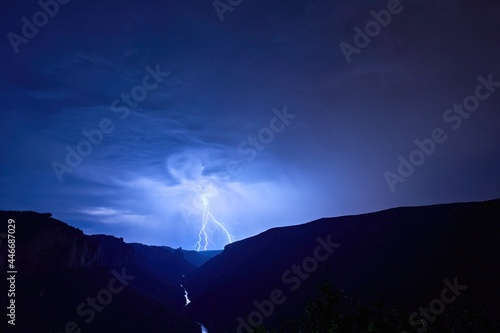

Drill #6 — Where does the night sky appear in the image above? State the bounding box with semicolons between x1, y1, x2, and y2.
1;0;499;249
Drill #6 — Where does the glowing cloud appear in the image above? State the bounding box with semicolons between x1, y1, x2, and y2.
166;152;235;251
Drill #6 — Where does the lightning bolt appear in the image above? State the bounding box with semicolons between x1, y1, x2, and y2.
195;183;233;251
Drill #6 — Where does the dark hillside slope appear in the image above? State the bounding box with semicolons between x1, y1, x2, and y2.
0;211;199;333
186;199;500;332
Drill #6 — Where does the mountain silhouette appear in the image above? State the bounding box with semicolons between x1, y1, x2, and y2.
185;199;500;332
1;199;500;332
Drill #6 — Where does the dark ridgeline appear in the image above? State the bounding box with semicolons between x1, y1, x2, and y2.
1;198;500;332
0;211;209;333
184;199;500;332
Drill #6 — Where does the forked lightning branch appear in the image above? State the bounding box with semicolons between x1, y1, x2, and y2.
195;184;233;251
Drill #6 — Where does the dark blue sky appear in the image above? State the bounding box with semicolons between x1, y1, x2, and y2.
1;0;499;249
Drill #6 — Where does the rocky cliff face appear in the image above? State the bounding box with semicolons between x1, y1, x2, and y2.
90;234;135;268
0;210;200;333
0;211;102;274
